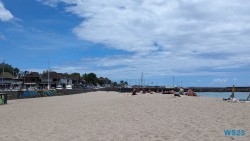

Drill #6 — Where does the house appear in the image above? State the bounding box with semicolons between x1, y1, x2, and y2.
0;72;15;90
0;72;22;90
23;72;40;89
40;71;60;89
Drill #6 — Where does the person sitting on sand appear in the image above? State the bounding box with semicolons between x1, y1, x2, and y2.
172;90;181;97
150;90;155;94
187;89;197;96
132;88;137;95
174;93;181;97
170;90;175;94
179;88;184;95
162;90;171;94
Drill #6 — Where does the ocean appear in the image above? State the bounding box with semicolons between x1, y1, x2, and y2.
196;92;250;100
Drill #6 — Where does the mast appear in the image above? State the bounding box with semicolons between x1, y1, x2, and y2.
140;72;144;86
173;76;175;87
1;59;4;90
230;85;235;98
48;61;50;90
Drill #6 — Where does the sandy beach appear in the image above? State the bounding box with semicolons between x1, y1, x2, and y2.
0;91;249;141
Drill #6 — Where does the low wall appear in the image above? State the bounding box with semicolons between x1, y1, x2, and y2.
2;89;95;100
56;89;95;95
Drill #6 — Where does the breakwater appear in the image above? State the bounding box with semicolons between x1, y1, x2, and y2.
101;87;250;93
187;87;250;92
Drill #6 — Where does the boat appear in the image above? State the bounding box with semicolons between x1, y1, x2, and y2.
56;84;63;90
66;85;72;90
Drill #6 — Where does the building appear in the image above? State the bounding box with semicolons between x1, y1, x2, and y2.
23;72;40;89
0;72;22;90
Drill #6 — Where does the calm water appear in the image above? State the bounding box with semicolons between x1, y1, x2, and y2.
196;92;250;100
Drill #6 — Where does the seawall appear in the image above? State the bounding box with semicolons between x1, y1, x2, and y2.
2;89;95;100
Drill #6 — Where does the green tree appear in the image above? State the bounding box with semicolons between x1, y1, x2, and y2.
98;77;105;86
82;73;98;86
70;73;80;80
119;80;128;86
0;63;20;77
98;77;112;86
112;81;118;86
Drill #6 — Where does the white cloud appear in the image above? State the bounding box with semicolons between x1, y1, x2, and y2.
37;0;60;7
0;1;14;21
38;0;250;79
212;78;228;85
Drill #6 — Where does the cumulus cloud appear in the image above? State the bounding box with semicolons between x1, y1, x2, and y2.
212;78;228;85
38;0;250;79
0;1;14;21
37;0;60;7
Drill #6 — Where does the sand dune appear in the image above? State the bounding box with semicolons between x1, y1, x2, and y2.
0;91;249;141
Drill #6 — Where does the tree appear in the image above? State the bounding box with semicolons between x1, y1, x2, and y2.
0;63;20;77
112;81;118;86
98;77;105;86
119;80;128;87
98;77;112;86
82;73;98;86
70;73;80;80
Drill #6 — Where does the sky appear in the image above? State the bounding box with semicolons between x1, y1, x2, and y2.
0;0;250;87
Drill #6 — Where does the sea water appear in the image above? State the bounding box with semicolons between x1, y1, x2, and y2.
196;92;250;100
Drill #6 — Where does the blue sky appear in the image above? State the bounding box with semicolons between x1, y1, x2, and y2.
1;0;250;87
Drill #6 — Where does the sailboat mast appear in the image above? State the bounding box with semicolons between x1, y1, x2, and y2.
140;72;144;86
1;59;4;90
48;61;50;89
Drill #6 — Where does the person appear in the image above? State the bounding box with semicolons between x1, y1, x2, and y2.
179;88;184;95
142;89;146;94
150;90;155;94
187;89;197;96
132;88;137;95
174;93;181;97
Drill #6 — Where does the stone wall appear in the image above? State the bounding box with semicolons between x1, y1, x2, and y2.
101;87;250;93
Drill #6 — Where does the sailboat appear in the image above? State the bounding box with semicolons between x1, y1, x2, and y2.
229;85;235;98
56;84;63;90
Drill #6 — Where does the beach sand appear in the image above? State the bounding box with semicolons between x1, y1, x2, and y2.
0;91;249;141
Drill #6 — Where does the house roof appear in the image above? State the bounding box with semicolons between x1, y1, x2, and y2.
40;72;68;79
25;72;40;78
0;72;15;79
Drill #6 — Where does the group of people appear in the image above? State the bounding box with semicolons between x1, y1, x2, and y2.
172;88;197;97
132;87;197;97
